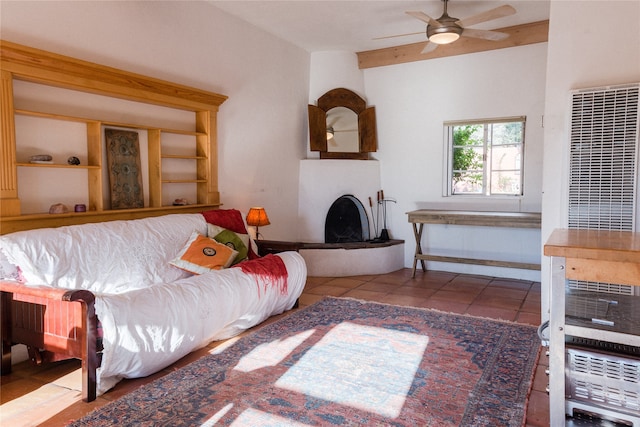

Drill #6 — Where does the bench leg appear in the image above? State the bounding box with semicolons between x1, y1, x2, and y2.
411;223;426;278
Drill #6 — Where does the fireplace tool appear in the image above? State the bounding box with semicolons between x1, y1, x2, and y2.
370;190;396;242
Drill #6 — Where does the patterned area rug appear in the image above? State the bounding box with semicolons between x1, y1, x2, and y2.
69;297;540;426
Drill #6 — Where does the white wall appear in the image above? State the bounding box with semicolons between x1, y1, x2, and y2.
1;0;310;241
540;1;640;320
309;51;365;102
363;43;548;280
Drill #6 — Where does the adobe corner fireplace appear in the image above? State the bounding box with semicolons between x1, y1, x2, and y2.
324;195;370;243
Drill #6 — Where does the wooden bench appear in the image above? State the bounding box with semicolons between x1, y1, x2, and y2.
407;210;541;277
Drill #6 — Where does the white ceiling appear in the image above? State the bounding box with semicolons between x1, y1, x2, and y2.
211;0;551;53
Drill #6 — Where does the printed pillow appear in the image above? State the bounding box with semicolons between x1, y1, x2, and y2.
170;232;238;274
207;225;249;265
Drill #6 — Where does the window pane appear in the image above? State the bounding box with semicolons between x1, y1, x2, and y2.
490;145;521;171
490;170;521;194
452;144;483;189
451;126;484;195
453;125;483;148
491;122;523;145
453;171;484;194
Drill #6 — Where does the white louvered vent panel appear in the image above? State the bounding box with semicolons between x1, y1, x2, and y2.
569;280;634;295
568;84;640;295
566;348;640;412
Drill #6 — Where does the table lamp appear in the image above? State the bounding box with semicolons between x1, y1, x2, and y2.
246;207;270;239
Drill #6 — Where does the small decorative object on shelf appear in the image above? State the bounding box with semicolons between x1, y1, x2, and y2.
67;156;81;165
30;154;53;164
74;204;87;212
49;203;69;214
173;198;188;206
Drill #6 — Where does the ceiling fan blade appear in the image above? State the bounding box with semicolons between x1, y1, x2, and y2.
461;28;509;41
406;11;442;28
456;5;516;28
373;31;424;41
421;42;439;54
327;120;337;128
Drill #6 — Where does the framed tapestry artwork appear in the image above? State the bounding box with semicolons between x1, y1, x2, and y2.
105;128;144;209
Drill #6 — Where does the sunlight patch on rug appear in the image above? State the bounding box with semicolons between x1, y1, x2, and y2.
200;403;233;426
229;408;310;426
233;330;315;372
275;321;429;418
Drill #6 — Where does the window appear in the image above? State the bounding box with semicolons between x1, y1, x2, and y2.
445;117;525;196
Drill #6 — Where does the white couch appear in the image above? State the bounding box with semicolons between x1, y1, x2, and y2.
0;211;306;398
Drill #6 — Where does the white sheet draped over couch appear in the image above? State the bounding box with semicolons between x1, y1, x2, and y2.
0;213;307;395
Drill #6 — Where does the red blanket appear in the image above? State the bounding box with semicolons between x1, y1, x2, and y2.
201;209;259;259
234;254;288;297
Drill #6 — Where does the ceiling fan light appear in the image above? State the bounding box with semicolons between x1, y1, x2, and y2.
427;22;463;45
326;127;334;140
429;31;460;44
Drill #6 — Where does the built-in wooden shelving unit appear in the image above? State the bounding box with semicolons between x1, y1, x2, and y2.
0;40;227;234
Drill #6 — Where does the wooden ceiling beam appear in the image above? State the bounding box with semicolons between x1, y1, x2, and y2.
357;20;549;69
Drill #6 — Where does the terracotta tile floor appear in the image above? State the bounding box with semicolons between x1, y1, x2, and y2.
0;268;550;426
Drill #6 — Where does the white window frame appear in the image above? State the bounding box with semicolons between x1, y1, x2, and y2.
443;116;526;197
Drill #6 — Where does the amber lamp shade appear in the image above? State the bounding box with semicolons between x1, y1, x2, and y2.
246;207;270;239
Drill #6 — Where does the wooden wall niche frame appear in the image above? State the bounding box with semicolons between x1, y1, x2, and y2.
0;40;228;233
308;88;377;160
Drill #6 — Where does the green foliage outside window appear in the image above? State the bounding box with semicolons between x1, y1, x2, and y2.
452;125;483;185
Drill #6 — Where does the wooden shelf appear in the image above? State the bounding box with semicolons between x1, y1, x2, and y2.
0;204;221;234
155;128;206;137
162;179;207;183
1;40;228;230
161;154;206;160
15;109;100;124
414;254;541;271
16;162;100;169
15;109;205;136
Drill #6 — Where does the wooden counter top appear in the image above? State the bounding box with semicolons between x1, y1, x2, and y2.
544;228;640;263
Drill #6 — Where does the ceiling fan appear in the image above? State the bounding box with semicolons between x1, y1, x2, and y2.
326;108;357;145
378;0;516;54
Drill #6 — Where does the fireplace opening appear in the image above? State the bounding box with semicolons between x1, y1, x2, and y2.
325;195;370;243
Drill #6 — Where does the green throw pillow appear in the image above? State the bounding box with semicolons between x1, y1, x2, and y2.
212;229;248;265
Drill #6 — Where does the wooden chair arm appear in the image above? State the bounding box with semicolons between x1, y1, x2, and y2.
1;280;98;402
0;280;94;304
